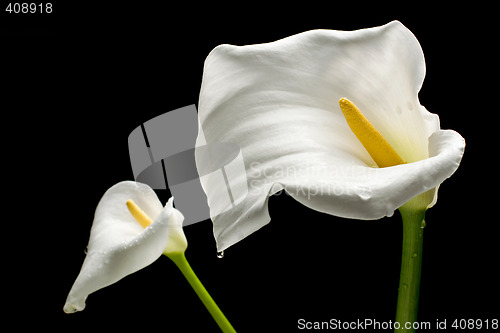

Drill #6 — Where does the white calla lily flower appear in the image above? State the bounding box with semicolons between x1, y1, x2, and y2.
63;181;235;333
63;181;185;313
196;21;465;251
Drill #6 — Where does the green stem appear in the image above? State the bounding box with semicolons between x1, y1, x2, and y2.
166;252;236;333
395;207;425;333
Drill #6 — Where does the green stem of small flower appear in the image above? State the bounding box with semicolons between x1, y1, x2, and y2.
166;252;236;333
394;206;426;333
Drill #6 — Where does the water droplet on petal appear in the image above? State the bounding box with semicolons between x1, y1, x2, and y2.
357;186;371;200
217;251;225;259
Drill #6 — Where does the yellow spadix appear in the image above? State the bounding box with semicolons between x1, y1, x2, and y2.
339;98;405;168
126;199;153;228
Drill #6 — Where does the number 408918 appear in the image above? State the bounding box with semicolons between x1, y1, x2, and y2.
5;3;52;14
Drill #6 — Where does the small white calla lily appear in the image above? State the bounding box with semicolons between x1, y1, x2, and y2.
63;181;235;333
196;21;465;251
63;181;185;313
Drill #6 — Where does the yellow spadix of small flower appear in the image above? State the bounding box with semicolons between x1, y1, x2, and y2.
126;199;153;228
127;198;188;256
339;98;405;168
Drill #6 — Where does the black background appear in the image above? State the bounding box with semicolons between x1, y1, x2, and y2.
2;1;497;332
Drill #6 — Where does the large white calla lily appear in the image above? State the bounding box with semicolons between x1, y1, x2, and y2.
63;181;184;313
196;21;465;251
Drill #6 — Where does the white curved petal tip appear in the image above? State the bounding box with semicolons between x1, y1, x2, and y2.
63;299;85;314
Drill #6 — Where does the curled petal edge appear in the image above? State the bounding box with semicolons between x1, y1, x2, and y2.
214;130;465;251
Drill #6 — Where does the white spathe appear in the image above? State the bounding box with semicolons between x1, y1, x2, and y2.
63;181;184;313
195;21;465;251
